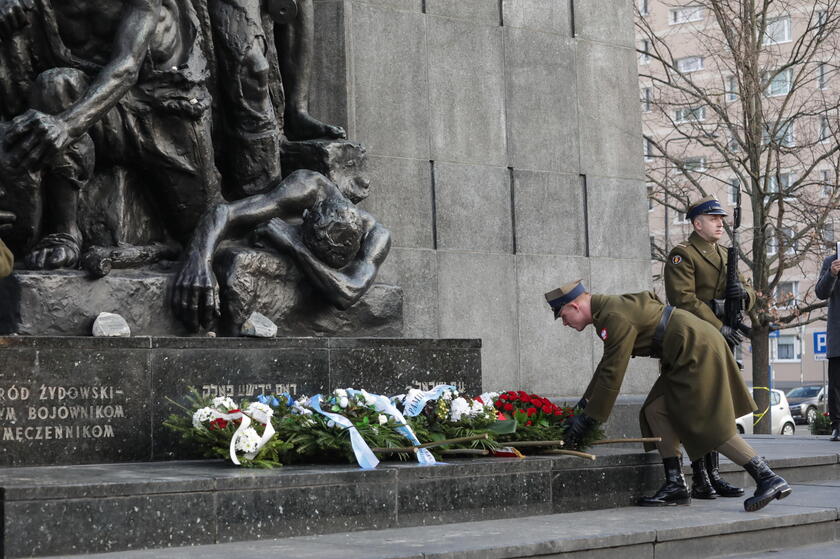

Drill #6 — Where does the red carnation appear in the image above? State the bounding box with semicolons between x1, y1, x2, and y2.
495;400;503;409
542;405;552;414
209;418;228;430
499;394;508;401
531;398;542;407
504;403;514;412
518;391;527;397
554;410;564;416
526;420;533;426
521;395;531;403
527;407;537;416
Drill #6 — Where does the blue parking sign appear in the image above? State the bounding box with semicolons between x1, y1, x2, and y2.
814;332;828;355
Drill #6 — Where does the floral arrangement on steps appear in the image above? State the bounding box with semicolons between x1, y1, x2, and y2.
164;385;606;469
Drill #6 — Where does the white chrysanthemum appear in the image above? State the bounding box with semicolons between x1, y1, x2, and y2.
327;420;336;428
378;414;388;425
212;396;237;410
479;392;499;404
441;390;454;401
192;407;214;429
291;401;313;415
338;396;349;408
469;400;486;417
234;428;262;453
361;389;377;406
247;402;274;423
334;388;348;399
449;397;470;422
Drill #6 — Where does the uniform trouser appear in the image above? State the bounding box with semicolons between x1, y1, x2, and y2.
828;358;840;429
644;395;757;465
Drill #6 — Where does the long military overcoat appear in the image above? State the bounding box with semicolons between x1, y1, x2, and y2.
0;239;12;278
581;292;756;460
664;231;755;329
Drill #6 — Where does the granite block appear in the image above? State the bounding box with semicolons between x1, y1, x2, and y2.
436;252;518;391
374;247;439;337
576;41;645;181
350;3;430;158
216;479;397;540
359;156;434;249
513;170;585;255
515;254;592;396
0;345;151;466
311;1;350;133
505;28;578;173
433;162;513;253
398;470;553;525
329;346;482;394
0;270;188;336
586;178;650;260
3;492;216;558
552;463;663;511
573;0;635;48
427;17;507;166
151;347;330;459
502;0;572;34
426;0;499;25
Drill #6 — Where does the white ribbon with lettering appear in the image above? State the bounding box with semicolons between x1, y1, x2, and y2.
204;404;276;466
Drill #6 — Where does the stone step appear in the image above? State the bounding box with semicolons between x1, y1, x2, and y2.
2;436;838;559
34;479;840;559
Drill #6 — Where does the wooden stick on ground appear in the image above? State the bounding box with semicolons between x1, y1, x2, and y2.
590;437;662;446
439;449;490;456
371;434;489;454
507;440;565;448
543;449;597;460
370;446;419;454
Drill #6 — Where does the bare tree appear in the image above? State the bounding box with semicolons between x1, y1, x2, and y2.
637;0;840;432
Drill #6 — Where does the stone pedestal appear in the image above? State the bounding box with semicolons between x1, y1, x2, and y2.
0;336;481;466
0;264;402;337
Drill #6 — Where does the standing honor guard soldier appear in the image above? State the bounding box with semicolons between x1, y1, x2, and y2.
664;195;756;500
546;280;791;512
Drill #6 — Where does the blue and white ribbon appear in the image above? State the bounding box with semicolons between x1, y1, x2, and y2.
309;394;379;470
401;384;457;417
348;389;437;466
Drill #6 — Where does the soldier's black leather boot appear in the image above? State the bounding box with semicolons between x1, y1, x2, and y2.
690;457;717;499
831;427;840;442
742;456;792;512
637;457;690;506
705;451;744;497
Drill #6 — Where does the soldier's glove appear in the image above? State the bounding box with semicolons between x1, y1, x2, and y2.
726;280;747;301
563;413;598;449
720;325;744;346
574;397;588;410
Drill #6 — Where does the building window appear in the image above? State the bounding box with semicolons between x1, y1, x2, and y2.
649;235;656;258
762;121;795;147
728;178;740;205
674;106;706;123
674;211;690;224
641;87;652;112
727;132;740;152
670;5;704;24
821;169;833;197
638;0;649;16
818;63;828;89
647;184;655;210
767;173;796;200
772;334;800;362
781;227;797;255
817;10;828;32
643;137;654;161
767;234;778;255
639;39;651;64
676;56;704;73
823;220;835;241
820;115;831;142
725;76;738;101
763;16;791;45
680;156;706;173
765;68;793;96
774;281;798;308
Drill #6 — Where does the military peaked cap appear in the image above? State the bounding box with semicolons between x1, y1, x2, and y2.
686;195;727;221
544;280;587;320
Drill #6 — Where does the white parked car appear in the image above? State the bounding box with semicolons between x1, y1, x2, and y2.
736;389;796;436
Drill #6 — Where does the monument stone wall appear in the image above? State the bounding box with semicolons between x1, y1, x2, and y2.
309;0;658;399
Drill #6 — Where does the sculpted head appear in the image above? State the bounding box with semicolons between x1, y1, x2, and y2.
329;144;370;204
301;198;364;268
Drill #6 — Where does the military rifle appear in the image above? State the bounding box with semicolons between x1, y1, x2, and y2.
724;187;752;351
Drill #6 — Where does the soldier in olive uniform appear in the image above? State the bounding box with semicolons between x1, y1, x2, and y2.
548;280;791;512
664;195;755;500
